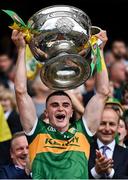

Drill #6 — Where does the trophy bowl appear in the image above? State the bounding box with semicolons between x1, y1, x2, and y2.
27;5;92;90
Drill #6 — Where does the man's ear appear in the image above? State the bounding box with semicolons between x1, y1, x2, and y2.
44;110;48;118
10;149;13;159
71;111;73;118
70;109;75;119
71;108;74;117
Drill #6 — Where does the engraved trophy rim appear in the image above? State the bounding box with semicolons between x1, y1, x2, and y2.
27;5;93;90
27;4;92;31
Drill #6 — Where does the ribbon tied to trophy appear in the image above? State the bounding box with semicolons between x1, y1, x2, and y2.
2;6;104;90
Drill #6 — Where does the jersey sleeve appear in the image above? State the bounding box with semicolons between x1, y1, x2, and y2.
26;119;46;144
75;118;94;144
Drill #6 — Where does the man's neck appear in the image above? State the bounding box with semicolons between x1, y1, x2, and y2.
97;138;115;146
50;123;69;133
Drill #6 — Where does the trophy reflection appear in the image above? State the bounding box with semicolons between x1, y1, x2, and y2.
27;5;100;90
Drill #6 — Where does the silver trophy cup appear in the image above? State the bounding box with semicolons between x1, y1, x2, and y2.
27;5;93;90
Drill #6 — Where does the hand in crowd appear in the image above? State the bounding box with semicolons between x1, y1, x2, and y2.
95;149;113;175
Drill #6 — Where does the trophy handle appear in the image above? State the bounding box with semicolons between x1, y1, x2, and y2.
91;26;103;46
79;26;102;56
91;26;101;36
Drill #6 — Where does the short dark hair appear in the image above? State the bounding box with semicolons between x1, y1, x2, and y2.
111;39;126;49
46;90;72;106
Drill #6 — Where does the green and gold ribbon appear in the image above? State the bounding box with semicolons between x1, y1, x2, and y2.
90;35;103;75
2;9;42;80
2;9;32;42
25;45;43;80
84;35;104;76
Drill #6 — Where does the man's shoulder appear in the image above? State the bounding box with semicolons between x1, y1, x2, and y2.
0;164;14;170
72;119;86;134
0;164;15;175
90;139;98;150
116;144;128;153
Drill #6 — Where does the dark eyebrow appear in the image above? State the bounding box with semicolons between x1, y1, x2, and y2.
63;102;70;105
50;102;71;106
50;102;59;106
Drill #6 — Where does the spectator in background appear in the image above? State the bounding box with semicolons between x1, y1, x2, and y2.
109;60;126;101
118;118;128;148
31;75;52;118
123;110;128;146
0;89;22;165
88;106;128;179
0;53;15;90
66;88;84;119
122;83;128;109
111;40;127;61
82;76;95;107
0;131;31;179
111;40;128;84
0;89;22;134
105;97;124;117
0;83;6;93
0;104;12;143
104;50;115;67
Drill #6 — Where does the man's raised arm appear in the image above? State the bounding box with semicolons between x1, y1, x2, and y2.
83;30;109;134
12;30;37;133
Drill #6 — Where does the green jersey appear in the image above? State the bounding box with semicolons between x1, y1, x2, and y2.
27;118;92;179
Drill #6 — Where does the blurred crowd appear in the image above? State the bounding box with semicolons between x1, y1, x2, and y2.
0;33;128;179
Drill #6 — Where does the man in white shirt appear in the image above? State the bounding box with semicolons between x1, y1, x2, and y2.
89;106;128;179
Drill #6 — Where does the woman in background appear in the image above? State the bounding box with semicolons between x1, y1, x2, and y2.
118;118;128;148
0;88;22;165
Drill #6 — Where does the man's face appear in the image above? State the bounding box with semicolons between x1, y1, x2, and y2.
10;136;29;168
112;41;127;59
97;108;119;144
0;97;12;112
111;61;126;82
45;95;73;132
0;55;12;73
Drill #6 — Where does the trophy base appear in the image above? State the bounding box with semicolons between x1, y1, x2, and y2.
40;53;91;90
